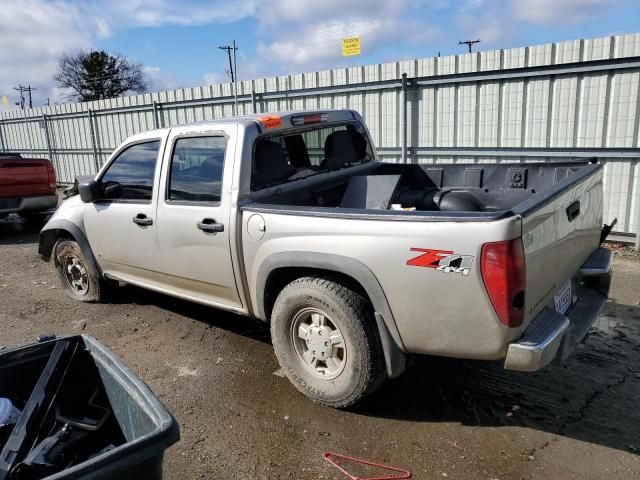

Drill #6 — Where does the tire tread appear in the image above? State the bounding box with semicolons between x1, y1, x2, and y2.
271;275;386;408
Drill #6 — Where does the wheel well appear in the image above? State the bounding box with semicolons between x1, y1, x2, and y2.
52;232;74;265
39;228;73;261
262;265;409;379
263;267;371;321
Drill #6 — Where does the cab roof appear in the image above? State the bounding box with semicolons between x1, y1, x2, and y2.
131;109;360;141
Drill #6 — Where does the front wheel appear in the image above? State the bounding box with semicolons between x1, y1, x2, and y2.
54;240;106;303
270;277;386;408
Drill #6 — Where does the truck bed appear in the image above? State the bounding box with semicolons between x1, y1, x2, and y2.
0;155;58;216
250;159;599;219
243;158;604;359
0;156;55;198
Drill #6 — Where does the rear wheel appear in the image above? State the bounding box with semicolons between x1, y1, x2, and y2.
270;277;386;408
54;240;107;303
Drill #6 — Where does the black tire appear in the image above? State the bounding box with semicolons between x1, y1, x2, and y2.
54;239;106;303
270;276;386;408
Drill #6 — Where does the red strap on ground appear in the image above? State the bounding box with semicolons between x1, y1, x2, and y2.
323;451;412;480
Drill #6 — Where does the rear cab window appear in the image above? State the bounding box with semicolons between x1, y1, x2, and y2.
251;121;374;191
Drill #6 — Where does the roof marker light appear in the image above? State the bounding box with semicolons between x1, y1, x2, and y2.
257;115;282;129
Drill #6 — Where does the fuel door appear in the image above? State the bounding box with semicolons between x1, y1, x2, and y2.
247;214;266;241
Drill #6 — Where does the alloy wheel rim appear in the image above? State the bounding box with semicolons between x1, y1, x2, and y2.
62;254;89;295
291;307;346;380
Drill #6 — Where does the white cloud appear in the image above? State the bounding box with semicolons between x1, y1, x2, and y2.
49;86;75;105
255;0;410;27
84;0;259;31
510;0;622;25
95;18;112;39
454;4;513;45
450;0;626;49
202;72;228;85
0;0;93;111
0;0;255;111
0;0;631;113
254;1;443;70
144;65;181;91
257;19;392;67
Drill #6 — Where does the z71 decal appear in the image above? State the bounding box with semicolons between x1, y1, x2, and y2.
406;248;474;276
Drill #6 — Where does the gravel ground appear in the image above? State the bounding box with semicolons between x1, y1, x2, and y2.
603;241;640;263
1;217;639;479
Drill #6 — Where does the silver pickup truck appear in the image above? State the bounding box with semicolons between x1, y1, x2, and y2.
39;109;614;407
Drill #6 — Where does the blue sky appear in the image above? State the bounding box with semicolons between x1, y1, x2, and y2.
1;0;639;109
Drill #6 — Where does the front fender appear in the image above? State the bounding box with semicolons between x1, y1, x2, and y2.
39;219;102;276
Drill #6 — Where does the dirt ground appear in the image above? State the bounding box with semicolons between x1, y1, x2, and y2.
1;217;639;480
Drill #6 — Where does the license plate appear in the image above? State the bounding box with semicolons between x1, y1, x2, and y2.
554;281;572;315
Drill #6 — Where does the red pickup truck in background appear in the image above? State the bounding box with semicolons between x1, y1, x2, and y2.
0;153;58;225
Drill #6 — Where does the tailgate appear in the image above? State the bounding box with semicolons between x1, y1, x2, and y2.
518;163;603;327
0;158;54;198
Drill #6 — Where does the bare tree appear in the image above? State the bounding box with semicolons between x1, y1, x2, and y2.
54;50;147;102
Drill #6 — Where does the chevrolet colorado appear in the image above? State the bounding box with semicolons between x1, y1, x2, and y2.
38;110;614;407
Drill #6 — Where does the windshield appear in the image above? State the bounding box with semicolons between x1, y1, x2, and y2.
251;121;374;190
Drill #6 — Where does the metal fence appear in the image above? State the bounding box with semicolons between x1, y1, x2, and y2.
1;33;639;234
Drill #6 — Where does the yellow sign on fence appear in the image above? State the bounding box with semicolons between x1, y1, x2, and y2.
342;37;361;57
1;96;8;107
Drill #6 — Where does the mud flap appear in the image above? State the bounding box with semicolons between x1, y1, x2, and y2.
600;218;617;244
374;312;407;379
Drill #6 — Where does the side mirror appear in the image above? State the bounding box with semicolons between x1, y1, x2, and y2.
78;177;102;203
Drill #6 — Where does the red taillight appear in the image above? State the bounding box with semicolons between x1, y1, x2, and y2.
481;238;526;328
47;162;56;193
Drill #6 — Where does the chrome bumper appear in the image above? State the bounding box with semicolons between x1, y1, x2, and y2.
504;247;611;372
0;195;58;215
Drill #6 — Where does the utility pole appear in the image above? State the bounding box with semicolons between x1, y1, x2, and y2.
219;42;239;115
459;39;481;53
26;85;36;109
218;45;235;82
13;85;25;110
233;40;238;115
12;85;37;110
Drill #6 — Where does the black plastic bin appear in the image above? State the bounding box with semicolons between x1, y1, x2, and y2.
0;335;179;480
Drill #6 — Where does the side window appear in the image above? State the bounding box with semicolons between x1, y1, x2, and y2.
168;136;226;203
101;141;160;201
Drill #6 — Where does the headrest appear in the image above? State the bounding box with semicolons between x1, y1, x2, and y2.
253;140;295;187
323;130;362;169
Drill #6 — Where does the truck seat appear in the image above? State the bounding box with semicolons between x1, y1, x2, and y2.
253;140;296;187
284;135;311;168
321;130;361;170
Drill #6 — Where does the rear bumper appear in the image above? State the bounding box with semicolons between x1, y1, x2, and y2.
0;194;58;215
504;247;611;372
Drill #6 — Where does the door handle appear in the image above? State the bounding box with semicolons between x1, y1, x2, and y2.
566;201;580;222
132;213;153;227
197;218;224;234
